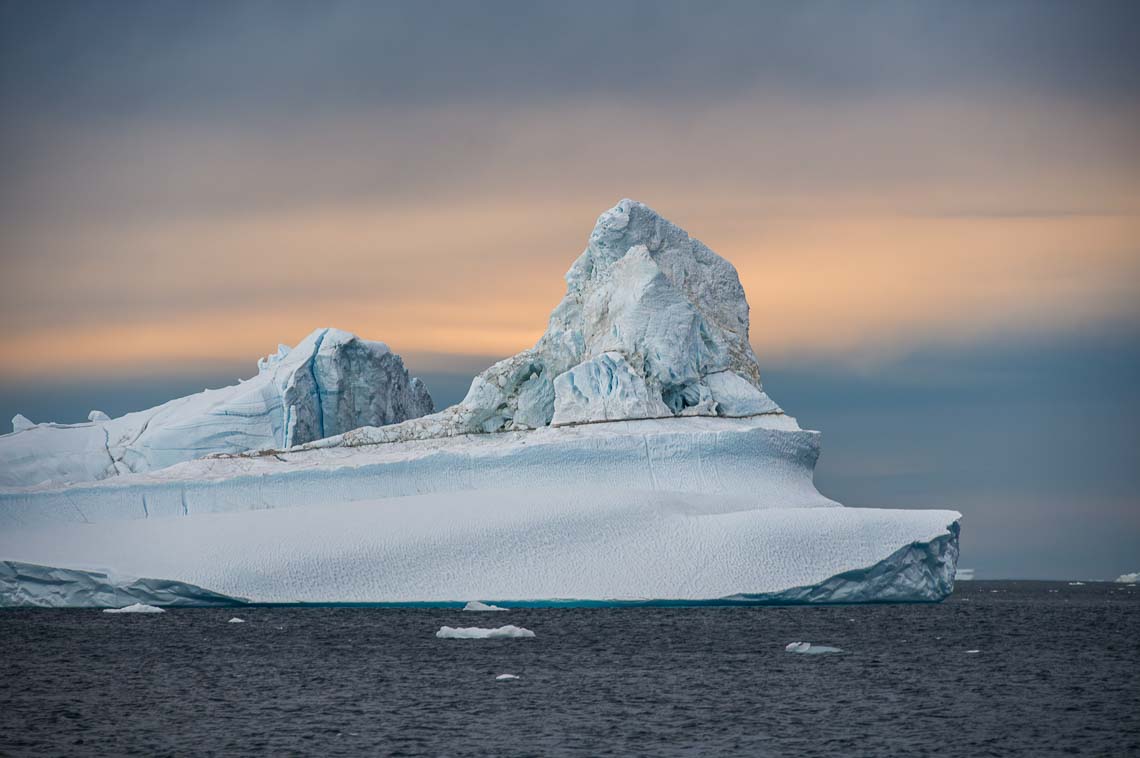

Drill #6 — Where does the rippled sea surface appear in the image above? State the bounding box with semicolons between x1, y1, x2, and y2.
2;581;1138;757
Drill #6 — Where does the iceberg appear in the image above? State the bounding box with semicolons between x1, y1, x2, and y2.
103;603;165;614
464;601;509;611
1115;572;1139;584
0;328;433;488
0;199;961;608
785;642;843;654
496;674;520;680
436;625;536;639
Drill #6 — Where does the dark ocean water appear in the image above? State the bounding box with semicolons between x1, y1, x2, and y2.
2;581;1138;757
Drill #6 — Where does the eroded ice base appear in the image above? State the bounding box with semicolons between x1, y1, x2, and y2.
0;560;244;608
0;488;959;607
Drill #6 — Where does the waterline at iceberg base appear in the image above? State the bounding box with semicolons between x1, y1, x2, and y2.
0;199;961;607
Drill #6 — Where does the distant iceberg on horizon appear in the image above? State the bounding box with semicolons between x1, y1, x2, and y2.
0;199;961;608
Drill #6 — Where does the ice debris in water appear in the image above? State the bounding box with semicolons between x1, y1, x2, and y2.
103;603;165;614
463;601;509;611
496;674;520;681
965;650;981;654
785;642;842;655
1114;572;1139;584
436;625;535;639
1068;582;1085;586
228;617;245;623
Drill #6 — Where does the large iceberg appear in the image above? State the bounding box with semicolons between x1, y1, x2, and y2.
0;328;433;487
0;200;961;607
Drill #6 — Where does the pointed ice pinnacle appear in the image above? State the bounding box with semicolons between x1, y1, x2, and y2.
320;199;782;448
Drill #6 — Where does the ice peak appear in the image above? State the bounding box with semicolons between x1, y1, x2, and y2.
311;200;783;449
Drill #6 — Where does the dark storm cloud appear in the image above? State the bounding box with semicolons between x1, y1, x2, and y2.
2;0;1139;124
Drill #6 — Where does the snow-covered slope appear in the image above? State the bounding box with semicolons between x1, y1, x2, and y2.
0;199;962;607
0;328;433;487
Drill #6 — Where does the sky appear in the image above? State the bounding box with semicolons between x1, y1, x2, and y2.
1;1;1138;579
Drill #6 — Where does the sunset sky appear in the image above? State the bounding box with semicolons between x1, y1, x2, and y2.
1;1;1138;578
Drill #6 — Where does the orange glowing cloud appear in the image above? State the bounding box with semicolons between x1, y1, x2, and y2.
1;95;1138;380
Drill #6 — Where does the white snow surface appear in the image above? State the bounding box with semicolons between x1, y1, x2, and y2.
437;625;535;639
1115;572;1139;584
103;603;165;614
464;601;509;612
0;328;433;488
785;642;843;654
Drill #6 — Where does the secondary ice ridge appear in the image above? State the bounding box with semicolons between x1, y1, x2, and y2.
0;328;433;487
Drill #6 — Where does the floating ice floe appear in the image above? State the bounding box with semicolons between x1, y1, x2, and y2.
1114;572;1139;584
965;650;981;654
495;674;520;681
228;617;245;623
463;601;509;612
784;642;842;655
436;625;535;639
103;603;165;614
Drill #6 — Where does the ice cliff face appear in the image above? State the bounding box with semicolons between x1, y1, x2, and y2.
0;328;433;487
303;199;780;449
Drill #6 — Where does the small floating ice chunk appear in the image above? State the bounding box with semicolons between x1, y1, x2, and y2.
228;617;245;623
965;649;981;654
1114;572;1139;584
463;601;509;612
103;603;165;614
785;641;842;655
495;674;520;680
1067;582;1085;586
436;625;535;639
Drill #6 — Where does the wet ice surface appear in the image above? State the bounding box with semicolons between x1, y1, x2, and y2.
2;581;1138;757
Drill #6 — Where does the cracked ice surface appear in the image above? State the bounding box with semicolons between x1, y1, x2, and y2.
0;328;433;488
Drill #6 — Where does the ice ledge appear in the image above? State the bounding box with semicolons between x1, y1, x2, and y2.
0;415;832;528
